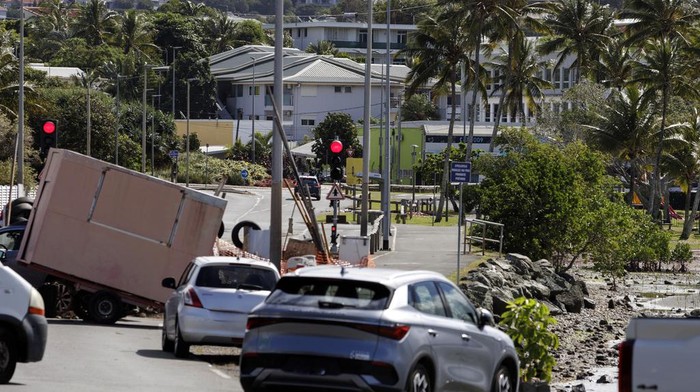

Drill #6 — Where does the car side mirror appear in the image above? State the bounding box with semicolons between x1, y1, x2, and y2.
161;277;176;289
478;308;496;329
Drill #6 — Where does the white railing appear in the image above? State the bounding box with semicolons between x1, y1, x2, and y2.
0;185;37;207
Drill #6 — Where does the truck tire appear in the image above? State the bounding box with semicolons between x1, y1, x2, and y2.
0;328;17;384
38;284;58;318
218;221;224;239
73;291;91;321
88;291;122;325
231;221;260;248
6;203;32;225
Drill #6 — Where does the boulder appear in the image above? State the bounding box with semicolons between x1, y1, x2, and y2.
506;253;535;277
554;283;584;313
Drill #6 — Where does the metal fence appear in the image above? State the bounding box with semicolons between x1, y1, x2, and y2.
0;185;37;207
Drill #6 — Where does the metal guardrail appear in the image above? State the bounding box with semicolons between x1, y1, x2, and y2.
463;218;504;256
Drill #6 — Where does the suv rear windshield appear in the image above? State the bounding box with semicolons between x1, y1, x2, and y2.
300;178;319;187
196;265;277;291
266;277;391;310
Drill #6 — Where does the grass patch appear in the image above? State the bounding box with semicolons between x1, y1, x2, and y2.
445;251;500;284
665;216;700;250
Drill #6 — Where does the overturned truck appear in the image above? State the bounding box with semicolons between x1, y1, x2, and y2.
15;149;226;324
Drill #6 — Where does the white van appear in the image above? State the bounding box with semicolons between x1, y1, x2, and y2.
0;251;48;384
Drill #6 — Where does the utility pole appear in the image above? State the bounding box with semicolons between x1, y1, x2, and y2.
361;0;373;237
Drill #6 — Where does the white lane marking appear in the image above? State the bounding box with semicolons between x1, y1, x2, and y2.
234;191;265;224
209;367;232;379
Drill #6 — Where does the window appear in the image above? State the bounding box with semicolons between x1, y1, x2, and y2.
301;119;315;126
409;281;447;317
0;229;23;251
327;28;339;41
545;68;552;83
437;282;477;324
554;67;561;89
345;86;351;93
177;263;196;287
447;95;461;106
267;277;391;310
397;30;407;44
563;68;571;89
334;86;342;93
235;85;243;97
249;86;259;96
359;29;368;43
195;265;277;291
485;104;491;122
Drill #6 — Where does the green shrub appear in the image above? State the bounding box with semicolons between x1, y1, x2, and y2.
670;242;693;272
498;297;559;383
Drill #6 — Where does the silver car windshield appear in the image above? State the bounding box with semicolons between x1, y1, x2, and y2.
266;277;391;310
195;265;277;291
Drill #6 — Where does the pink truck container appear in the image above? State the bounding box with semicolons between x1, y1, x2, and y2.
17;149;227;324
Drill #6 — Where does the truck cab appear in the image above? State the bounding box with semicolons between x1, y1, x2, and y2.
0;259;48;384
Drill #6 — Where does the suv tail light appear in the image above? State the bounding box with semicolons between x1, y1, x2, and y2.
246;317;409;340
184;288;203;308
618;340;634;392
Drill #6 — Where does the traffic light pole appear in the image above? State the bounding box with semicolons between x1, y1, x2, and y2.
330;197;338;254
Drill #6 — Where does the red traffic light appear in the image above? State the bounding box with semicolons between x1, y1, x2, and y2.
330;140;343;154
42;120;56;134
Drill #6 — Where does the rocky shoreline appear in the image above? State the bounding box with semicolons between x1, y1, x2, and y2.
459;253;700;391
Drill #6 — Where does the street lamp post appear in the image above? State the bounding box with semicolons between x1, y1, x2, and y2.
115;74;124;165
171;46;182;118
151;94;161;176
250;56;256;164
186;78;196;187
142;64;155;173
411;144;418;207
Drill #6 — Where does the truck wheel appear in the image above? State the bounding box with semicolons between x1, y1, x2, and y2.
231;221;260;248
0;328;17;384
89;291;122;325
38;284;58;318
54;282;73;316
218;221;225;238
173;320;190;358
73;292;91;321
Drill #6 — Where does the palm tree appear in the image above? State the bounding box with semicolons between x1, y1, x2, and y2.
489;37;553;127
486;0;550;151
631;39;697;217
203;11;239;54
597;33;637;91
663;108;700;239
442;0;515;160
538;0;613;83
305;40;340;56
400;8;469;222
117;10;157;58
622;0;700;217
582;85;657;209
72;0;119;46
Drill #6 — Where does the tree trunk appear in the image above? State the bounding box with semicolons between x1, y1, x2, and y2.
489;38;512;153
434;71;458;222
649;85;669;220
681;177;699;239
466;21;483;160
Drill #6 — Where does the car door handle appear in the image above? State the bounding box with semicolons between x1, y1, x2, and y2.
428;329;438;337
461;334;471;342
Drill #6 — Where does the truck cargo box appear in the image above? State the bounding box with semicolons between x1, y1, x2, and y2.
17;149;227;316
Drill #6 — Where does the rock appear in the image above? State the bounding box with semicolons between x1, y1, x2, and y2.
572;280;589;296
608;299;616;309
664;280;673;285
521;380;551;392
506;253;535;276
583;297;596;309
689;309;700;318
555;283;584;313
541;300;564;316
596;375;613;384
571;384;586;392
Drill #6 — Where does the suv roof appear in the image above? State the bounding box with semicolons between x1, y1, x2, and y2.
287;266;447;289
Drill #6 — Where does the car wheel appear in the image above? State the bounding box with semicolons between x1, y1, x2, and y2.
0;328;17;384
161;314;175;352
173;320;190;358
54;282;73;316
407;363;431;392
491;366;514;392
88;291;122;325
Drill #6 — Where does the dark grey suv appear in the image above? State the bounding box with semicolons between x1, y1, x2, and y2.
240;266;519;392
294;175;321;200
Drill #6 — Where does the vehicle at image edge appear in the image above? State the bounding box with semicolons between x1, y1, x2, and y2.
240;266;520;392
8;148;226;325
294;175;321;200
161;256;280;358
619;317;700;392
0;260;48;384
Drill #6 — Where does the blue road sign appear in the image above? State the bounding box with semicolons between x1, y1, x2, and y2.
168;150;179;158
450;161;471;183
241;169;249;179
